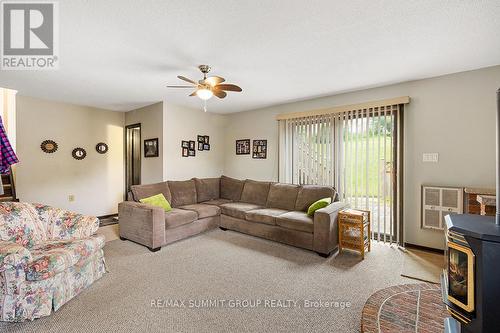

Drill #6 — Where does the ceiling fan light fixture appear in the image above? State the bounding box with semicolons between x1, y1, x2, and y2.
196;88;213;100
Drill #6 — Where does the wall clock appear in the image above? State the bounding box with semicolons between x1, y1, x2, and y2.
72;147;87;160
96;142;108;154
40;140;58;153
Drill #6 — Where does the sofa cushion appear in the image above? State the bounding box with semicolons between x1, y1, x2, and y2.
164;208;198;229
307;197;332;216
220;202;263;220
245;208;288;226
131;181;171;203
202;198;233;206
240;180;271;206
266;183;300;210
168;180;197;207
295;185;336;212
26;234;105;281
276;211;314;233
179;204;220;219
139;193;172;212
194;178;220;202
220;175;244;201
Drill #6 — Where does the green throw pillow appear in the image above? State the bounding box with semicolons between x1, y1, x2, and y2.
307;197;332;216
139;193;172;212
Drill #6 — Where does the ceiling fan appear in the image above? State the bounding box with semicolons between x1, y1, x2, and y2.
167;65;242;101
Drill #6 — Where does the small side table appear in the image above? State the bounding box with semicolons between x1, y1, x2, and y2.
476;194;496;216
338;209;371;259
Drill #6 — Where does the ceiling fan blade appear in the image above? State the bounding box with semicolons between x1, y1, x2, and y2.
177;75;198;85
189;90;198;96
167;85;195;88
215;84;242;92
213;89;227;99
204;76;225;86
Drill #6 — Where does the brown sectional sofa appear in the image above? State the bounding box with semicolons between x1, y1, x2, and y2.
118;176;348;257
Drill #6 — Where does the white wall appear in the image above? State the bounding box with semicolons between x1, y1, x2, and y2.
163;103;227;180
224;65;500;249
16;96;125;216
224;112;279;181
125;102;164;184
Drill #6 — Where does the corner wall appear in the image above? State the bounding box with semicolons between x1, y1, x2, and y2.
16;96;125;216
163;103;227;180
125;102;164;184
223;65;500;249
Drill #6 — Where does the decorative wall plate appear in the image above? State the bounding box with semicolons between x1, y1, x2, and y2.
41;140;58;153
72;147;87;160
96;142;108;154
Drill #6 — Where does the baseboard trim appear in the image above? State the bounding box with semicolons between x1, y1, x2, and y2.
404;242;444;254
98;213;118;219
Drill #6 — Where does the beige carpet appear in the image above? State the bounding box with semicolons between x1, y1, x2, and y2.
401;248;444;284
1;230;412;333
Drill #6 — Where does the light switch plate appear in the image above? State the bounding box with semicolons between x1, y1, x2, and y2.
423;153;439;163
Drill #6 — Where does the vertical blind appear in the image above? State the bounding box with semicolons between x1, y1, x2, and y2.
278;103;402;244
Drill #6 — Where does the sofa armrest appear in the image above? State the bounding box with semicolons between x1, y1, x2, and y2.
0;241;32;271
34;204;100;239
0;241;31;295
118;201;165;250
313;201;349;254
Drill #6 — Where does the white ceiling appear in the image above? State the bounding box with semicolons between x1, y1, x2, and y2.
1;0;500;113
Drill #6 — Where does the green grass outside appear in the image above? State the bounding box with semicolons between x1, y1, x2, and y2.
343;135;393;197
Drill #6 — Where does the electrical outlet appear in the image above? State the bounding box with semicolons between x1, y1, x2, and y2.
68;194;75;202
422;153;439;163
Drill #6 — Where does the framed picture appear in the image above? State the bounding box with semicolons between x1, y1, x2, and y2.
188;149;195;157
189;140;195;150
252;139;267;159
181;140;189;149
197;135;205;143
144;138;159;157
236;139;250;155
198;142;204;151
203;143;210;151
204;136;209;144
182;147;189;157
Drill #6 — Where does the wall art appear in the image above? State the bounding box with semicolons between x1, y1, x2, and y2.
95;142;108;154
252;140;267;159
144;138;159;157
236;139;250;155
72;147;87;160
41;140;58;153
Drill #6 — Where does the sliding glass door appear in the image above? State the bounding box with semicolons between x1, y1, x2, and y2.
339;107;397;243
279;104;403;244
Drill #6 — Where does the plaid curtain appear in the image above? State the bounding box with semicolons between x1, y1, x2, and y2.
0;116;18;174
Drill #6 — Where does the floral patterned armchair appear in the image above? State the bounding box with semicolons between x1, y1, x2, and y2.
0;202;106;321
